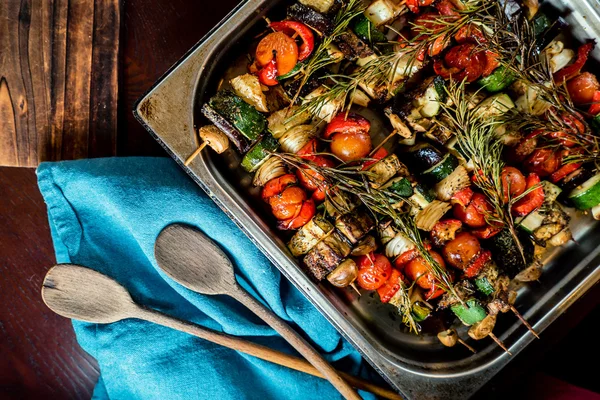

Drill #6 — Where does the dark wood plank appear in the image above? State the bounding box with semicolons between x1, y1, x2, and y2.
0;0;119;167
0;167;99;399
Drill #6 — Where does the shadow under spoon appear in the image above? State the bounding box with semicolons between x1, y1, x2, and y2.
154;223;362;400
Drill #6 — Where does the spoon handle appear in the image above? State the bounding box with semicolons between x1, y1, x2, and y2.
133;306;399;399
231;287;362;400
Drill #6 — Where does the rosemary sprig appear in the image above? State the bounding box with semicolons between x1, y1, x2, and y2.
440;80;528;262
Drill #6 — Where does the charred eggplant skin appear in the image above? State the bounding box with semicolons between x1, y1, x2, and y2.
201;104;250;152
209;90;266;141
486;229;534;278
404;143;445;172
287;3;334;36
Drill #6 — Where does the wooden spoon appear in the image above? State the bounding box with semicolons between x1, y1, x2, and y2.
42;264;399;399
154;223;362;400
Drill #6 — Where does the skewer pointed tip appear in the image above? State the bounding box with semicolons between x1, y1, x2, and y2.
510;305;540;339
489;333;512;355
458;338;477;354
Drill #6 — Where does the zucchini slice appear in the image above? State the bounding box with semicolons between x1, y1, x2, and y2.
568;173;600;210
367;154;408;188
422;153;459;183
518;211;545;235
241;134;279;172
383;177;414;198
451;299;487;326
209;90;266;141
353;15;387;43
288;215;334;257
474;93;515;119
434;165;471;201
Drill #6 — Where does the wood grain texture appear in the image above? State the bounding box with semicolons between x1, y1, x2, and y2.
0;0;119;167
154;224;362;400
0;168;99;399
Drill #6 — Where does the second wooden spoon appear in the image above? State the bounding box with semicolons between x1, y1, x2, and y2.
154;223;362;400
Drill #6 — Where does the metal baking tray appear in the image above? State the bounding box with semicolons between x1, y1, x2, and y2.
134;1;600;397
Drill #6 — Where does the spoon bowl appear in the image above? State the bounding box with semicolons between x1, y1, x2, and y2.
41;264;137;324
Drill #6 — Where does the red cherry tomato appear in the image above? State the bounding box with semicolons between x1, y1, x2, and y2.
278;199;315;230
450;187;474;207
269;186;306;220
262;174;298;201
356;253;393;290
567;72;600;105
324;113;371;139
269;21;314;61
512;173;545;216
377;269;404;303
442;232;481;270
330;132;373;162
500;166;527;203
256;32;299;76
453;193;490;228
454;24;486;44
404;251;446;292
523;148;561;177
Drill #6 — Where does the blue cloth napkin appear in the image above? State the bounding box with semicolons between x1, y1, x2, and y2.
37;157;382;400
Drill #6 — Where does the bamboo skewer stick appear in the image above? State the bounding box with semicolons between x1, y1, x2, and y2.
457;338;476;353
510;305;540;339
488;333;511;355
184;142;208;166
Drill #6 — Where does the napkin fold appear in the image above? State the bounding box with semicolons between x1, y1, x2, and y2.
37;157;381;400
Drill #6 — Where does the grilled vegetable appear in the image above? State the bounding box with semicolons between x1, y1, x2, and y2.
451;299;487;326
422;153;460;183
335;30;374;60
406;143;444;171
335;212;373;244
437;328;459;347
367;155;408;187
201;103;250;152
351;235;378;256
356;253;393;290
477;66;516;93
288;215;334;257
230;74;269;112
304;230;352;280
474;93;515;119
327;259;359;288
385;232;415;258
568;173;600;210
299;0;336;14
435;165;471;201
241;134;279;172
365;0;406;26
430;219;462;247
377;268;403;302
267;107;312;139
416;200;452;231
198;125;229;154
467;314;496;340
383;177;414;198
253;156;287;187
279;125;316;154
353;15;386;43
411;302;431;321
488;229;534;278
287;2;334;36
475;276;495;296
209;90;266;141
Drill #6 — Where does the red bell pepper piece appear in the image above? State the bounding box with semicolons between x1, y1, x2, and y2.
589;90;600;116
512;173;545;216
430;219;463;247
377;269;404;303
296;138;318;160
550;162;582;183
554;42;594;83
270;21;315;61
471;225;502;240
463;250;491;278
450;187;474;207
258;59;279;86
324;112;371;139
424;286;445;300
361;147;388;170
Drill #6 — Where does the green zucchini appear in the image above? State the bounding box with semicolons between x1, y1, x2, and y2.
487;229;534;278
387;177;414;198
433;75;447;103
568;173;600;210
477;66;517;93
415;183;436;203
277;63;303;81
591;114;600;133
518;211;545;235
533;12;552;37
411;302;431;322
451;299;487;326
241;134;279;172
474;93;515;119
422;153;459;183
475;277;495;296
353;15;387;43
209;90;266;141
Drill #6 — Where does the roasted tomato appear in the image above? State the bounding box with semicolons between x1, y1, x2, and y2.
278;199;315;230
512;173;545;216
406;0;436;13
324;112;371;139
330;132;373;162
453;193;490;228
404;251;446;299
262;174;298;201
500;166;527;203
450;187;474;207
454;24;486;44
377;269;404;303
269;21;314;61
567;72;600;105
296;138;318;160
356;253;393;290
442;232;481;270
430;219;463;247
463;249;492;278
256;32;299;76
434;43;487;82
470;225;502;239
297;156;334;202
523;148;561;177
269;186;306;220
589;90;600;115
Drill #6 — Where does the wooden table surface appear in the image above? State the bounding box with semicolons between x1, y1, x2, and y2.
0;0;599;399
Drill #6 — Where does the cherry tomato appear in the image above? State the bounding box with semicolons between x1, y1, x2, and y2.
500;166;527;203
454;24;486;44
330;132;373;162
324;113;371;139
269;186;306;220
377;269;404;303
434;43;486;82
435;0;459;16
356;253;393;290
523;148;560;177
296;138;318;160
404;251;445;292
567;72;600;105
453;193;489;228
278;199;315;230
256;32;299;76
297;156;333;191
262;174;297;201
512;173;545;216
269;21;314;61
450;187;474;207
442;232;481;270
